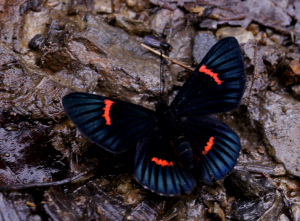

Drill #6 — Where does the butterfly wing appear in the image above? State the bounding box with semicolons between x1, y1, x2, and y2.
135;128;196;196
171;37;246;116
180;116;241;185
169;37;245;184
62;92;156;153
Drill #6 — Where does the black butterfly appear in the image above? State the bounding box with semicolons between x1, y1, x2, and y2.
62;37;246;196
144;36;173;53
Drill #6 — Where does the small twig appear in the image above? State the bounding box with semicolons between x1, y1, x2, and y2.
0;170;93;191
208;15;247;21
141;43;194;72
270;0;297;21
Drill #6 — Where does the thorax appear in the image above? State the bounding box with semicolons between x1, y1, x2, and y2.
154;101;180;135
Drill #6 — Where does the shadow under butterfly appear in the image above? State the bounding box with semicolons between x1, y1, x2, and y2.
62;37;246;196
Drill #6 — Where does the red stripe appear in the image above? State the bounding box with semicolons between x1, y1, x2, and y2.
199;65;223;85
151;157;174;167
102;100;115;125
202;137;215;155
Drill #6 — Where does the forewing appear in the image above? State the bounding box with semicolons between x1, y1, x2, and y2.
135;128;196;196
62;92;155;153
171;37;246;115
181;116;241;185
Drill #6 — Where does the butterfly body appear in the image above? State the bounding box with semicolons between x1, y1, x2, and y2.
63;37;246;196
153;101;178;134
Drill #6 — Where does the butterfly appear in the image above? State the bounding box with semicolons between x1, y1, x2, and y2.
62;37;246;196
143;36;173;53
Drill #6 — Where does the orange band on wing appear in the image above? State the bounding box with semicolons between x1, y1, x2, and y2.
102;99;115;125
202;137;215;155
152;157;174;167
199;65;223;85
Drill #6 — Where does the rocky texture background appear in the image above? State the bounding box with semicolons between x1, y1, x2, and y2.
0;0;300;220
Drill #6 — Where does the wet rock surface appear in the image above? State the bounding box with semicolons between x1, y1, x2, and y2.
1;0;300;220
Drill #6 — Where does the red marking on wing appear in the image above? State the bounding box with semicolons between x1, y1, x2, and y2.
151;157;174;167
199;65;223;85
102;100;115;125
202;137;215;155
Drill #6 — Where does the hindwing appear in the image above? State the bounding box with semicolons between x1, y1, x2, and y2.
180;116;241;184
135;128;196;196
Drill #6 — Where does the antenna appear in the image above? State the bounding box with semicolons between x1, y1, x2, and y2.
143;36;173;99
